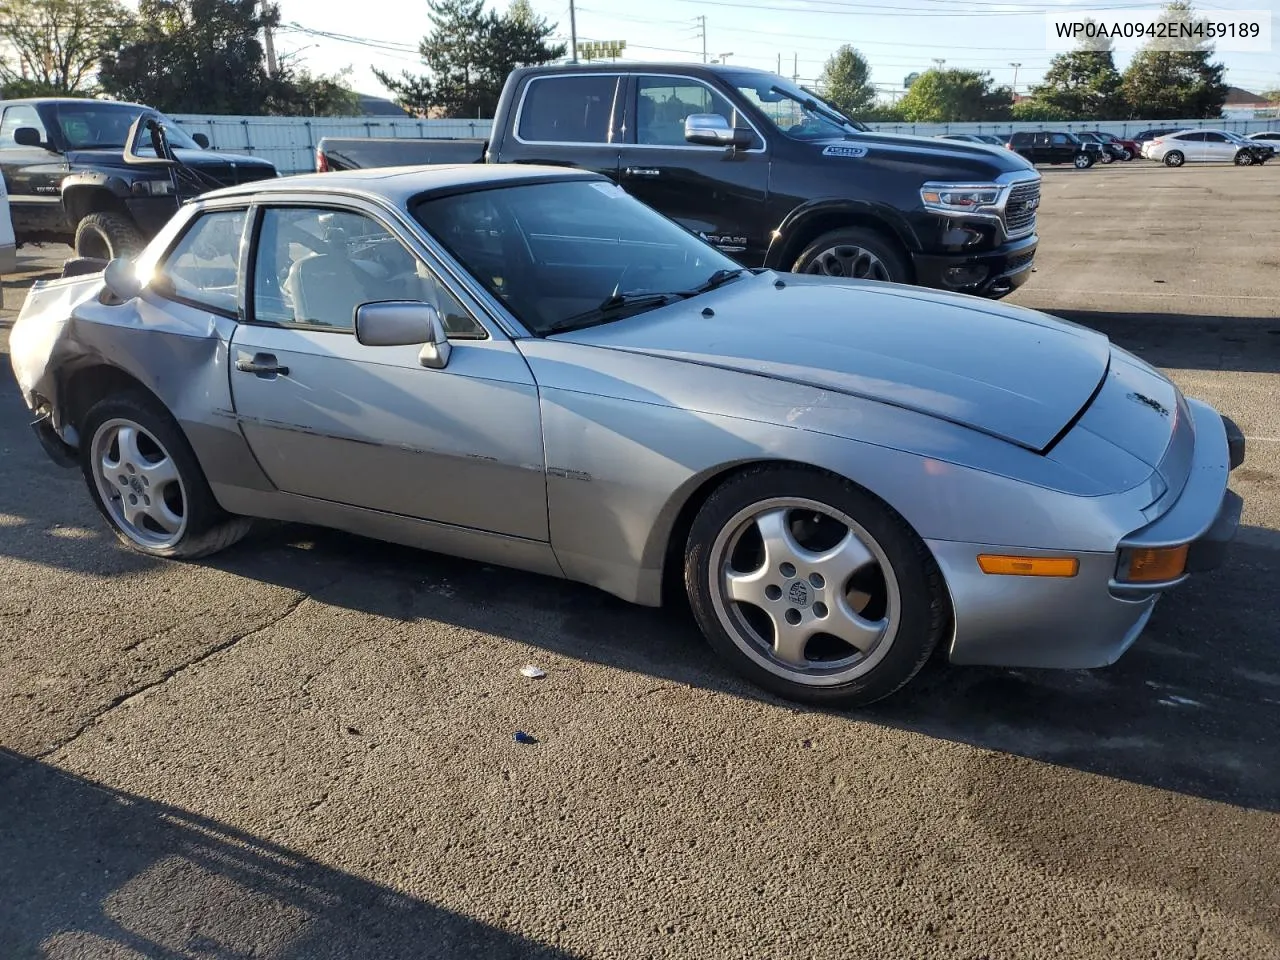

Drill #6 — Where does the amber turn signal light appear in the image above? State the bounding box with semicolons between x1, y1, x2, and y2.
1120;544;1189;583
977;555;1079;577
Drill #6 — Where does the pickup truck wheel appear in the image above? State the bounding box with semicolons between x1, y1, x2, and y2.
792;228;907;284
75;212;145;261
80;391;254;559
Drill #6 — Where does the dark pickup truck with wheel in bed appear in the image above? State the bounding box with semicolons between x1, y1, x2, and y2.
315;63;1043;299
0;97;277;260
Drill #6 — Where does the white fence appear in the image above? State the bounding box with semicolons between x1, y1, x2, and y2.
169;113;1280;175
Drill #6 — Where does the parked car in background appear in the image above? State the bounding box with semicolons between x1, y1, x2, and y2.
0;173;14;308
1006;131;1099;168
1144;129;1272;166
317;62;1043;300
1073;132;1125;163
1134;128;1181;148
973;134;1006;145
8;165;1247;707
0;97;277;260
938;133;1005;147
1246;131;1280;143
1079;131;1138;161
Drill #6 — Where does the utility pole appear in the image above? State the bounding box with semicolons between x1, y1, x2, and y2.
777;53;781;74
793;52;798;82
261;0;278;76
569;0;578;62
1009;62;1022;93
696;15;706;63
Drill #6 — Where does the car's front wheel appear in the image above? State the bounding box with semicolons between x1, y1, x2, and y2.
80;392;254;559
684;465;947;707
74;212;145;261
1074;153;1094;169
1120;148;1133;161
792;227;909;285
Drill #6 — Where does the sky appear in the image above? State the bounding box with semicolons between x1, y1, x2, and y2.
252;0;1280;101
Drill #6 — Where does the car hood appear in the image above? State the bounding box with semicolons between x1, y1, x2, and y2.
65;148;275;170
813;132;1036;176
557;272;1111;452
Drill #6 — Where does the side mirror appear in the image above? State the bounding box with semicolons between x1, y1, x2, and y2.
14;127;43;148
684;113;754;149
354;300;452;369
103;257;143;301
192;133;210;149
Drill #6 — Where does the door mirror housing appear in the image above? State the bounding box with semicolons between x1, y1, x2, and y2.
102;257;144;301
684;113;754;149
14;127;43;148
192;132;210;149
354;300;452;369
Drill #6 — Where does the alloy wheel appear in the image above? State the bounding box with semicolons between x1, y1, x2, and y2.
708;497;902;687
90;417;189;549
803;244;892;281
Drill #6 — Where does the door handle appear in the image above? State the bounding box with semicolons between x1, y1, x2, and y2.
235;352;289;378
624;167;661;178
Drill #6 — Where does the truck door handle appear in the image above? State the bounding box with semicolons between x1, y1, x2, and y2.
625;167;660;178
235;352;289;378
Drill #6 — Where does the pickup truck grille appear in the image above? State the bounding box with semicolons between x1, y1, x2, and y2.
1003;181;1040;238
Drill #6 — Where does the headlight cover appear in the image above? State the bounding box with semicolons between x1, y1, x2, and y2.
920;182;1004;215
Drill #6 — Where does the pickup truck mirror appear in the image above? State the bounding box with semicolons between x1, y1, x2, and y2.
14;128;43;148
354;300;452;369
192;133;210;149
684;113;753;149
103;257;144;301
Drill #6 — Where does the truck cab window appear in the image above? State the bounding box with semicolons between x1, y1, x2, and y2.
517;75;619;144
635;77;736;145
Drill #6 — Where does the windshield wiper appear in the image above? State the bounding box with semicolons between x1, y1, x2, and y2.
771;85;862;134
542;292;684;335
689;267;749;294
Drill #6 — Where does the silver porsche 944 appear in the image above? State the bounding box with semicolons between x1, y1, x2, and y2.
9;165;1247;707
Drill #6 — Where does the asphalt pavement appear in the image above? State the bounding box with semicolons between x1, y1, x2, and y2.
0;162;1277;959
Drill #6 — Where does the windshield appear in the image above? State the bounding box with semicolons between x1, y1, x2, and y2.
52;102;201;152
727;73;864;140
411;179;741;336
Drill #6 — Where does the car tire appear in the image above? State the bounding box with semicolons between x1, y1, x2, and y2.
74;212;145;261
683;464;947;708
1073;153;1094;169
1234;151;1254;166
1100;151;1114;164
1164;151;1185;167
791;227;909;284
79;391;255;560
1120;148;1133;161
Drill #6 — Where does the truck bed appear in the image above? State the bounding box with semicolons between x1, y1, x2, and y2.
315;137;487;172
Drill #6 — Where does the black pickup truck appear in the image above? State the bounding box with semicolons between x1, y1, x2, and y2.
0;97;277;260
316;63;1042;299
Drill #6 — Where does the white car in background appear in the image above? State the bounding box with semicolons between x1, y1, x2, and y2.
1145;129;1272;166
1247;131;1280;144
0;175;15;309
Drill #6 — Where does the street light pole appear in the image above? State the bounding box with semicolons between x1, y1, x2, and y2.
1010;62;1022;93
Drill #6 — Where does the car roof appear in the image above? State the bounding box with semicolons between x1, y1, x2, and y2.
0;97;151;110
199;164;607;206
513;61;776;78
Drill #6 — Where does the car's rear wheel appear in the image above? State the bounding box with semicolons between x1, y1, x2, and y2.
74;212;145;261
792;227;908;285
1234;150;1254;166
684;465;947;707
80;392;254;559
1164;151;1185;167
1100;151;1114;164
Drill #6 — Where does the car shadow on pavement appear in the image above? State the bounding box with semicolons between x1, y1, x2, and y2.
193;520;1280;815
0;749;580;960
1045;310;1280;375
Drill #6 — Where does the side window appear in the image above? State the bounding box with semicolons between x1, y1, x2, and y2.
1182;132;1206;141
517;75;619;144
154;209;247;315
0;105;48;147
1204;132;1227;142
635;77;738;146
251;206;486;338
1051;133;1069;145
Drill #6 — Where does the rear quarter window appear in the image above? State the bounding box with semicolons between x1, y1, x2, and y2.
517;75;620;144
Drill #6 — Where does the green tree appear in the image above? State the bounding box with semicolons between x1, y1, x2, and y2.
1010;98;1062;121
270;62;361;117
861;102;906;123
818;45;875;117
1120;1;1228;119
1030;24;1126;120
897;68;1012;122
97;0;277;113
1257;86;1278;103
375;0;564;118
0;0;127;96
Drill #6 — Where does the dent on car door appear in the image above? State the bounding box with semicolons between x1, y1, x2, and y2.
227;202;548;541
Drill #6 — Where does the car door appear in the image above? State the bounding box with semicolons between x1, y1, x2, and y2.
0;104;69;240
615;73;770;264
1049;133;1074;163
1201;131;1235;161
225;198;548;542
1172;132;1206;161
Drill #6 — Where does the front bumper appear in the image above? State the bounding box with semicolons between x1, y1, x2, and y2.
911;234;1038;300
934;402;1245;670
